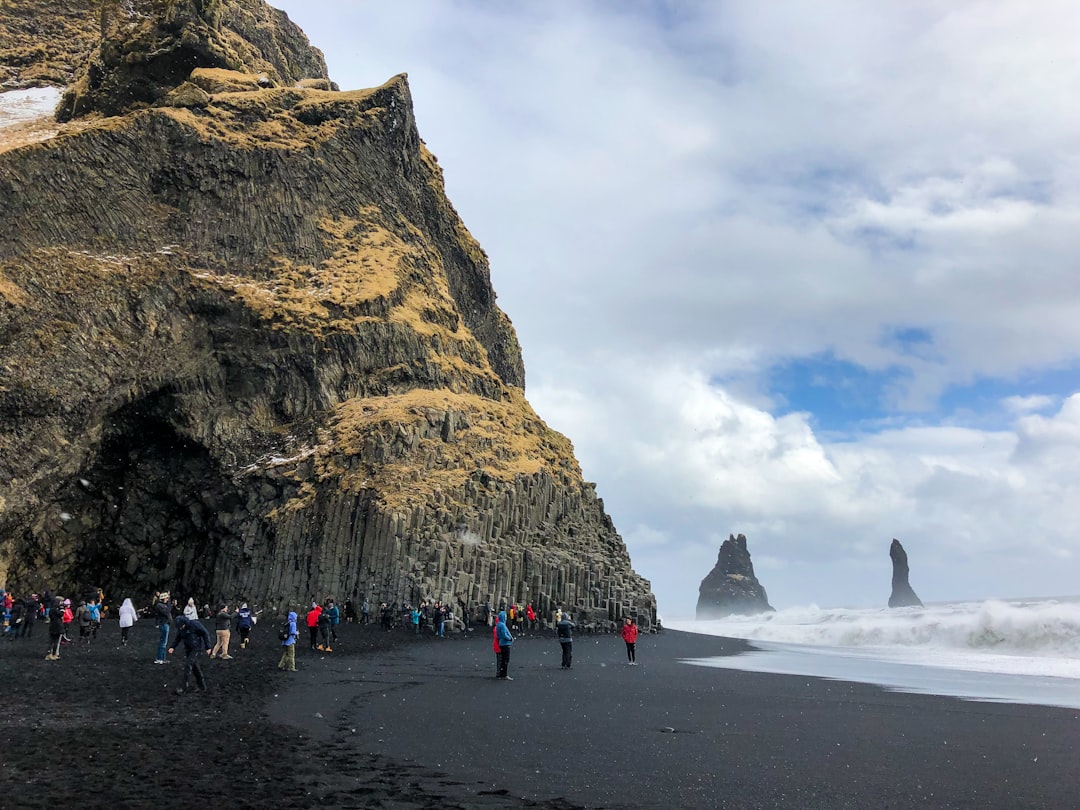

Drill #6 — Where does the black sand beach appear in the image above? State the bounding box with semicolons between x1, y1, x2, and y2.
2;622;1077;808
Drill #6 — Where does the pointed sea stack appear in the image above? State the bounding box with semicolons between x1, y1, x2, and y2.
696;533;774;618
0;0;655;627
888;539;923;608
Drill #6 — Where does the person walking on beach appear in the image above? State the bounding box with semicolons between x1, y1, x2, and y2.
45;597;63;660
361;598;370;625
118;597;138;646
87;597;102;639
317;602;333;651
277;611;298;671
236;602;255;649
557;611;575;669
492;614;502;676
167;615;212;694
211;603;236;659
411;605;421;635
495;610;514;680
153;592;172;664
621;617;638;665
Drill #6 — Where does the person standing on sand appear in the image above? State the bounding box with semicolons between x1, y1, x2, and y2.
277;610;298;671
61;599;73;643
361;598;370;625
557;611;575;669
45;597;63;660
211;603;236;659
621;617;638;665
326;598;340;644
306;602;321;649
167;615;212;694
118;598;138;646
492;614;501;676
183;597;198;621
495;611;514;680
153;592;172;664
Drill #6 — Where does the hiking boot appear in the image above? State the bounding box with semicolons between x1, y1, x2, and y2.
221;655;233;659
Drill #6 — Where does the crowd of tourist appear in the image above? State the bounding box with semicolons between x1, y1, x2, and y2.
3;583;645;689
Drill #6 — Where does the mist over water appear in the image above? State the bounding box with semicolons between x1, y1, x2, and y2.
668;598;1080;709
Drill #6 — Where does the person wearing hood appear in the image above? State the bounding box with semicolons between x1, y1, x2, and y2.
167;615;212;694
277;611;298;672
118;597;138;646
495;610;515;680
183;597;199;621
45;597;64;660
621;617;639;665
556;611;575;669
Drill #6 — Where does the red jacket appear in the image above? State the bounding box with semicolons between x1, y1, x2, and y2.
492;622;501;653
621;622;638;644
306;606;321;628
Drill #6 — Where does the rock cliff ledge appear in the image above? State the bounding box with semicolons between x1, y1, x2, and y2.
0;0;656;624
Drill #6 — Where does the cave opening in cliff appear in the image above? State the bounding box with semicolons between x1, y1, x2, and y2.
60;389;245;601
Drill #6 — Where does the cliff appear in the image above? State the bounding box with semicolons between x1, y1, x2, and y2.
888;539;923;608
0;0;655;625
696;533;773;618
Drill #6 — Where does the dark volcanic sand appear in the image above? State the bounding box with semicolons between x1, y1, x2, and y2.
2;623;1078;808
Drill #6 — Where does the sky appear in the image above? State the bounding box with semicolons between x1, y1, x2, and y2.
272;1;1080;618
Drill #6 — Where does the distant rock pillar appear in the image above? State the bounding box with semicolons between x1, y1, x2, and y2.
888;538;924;608
696;533;774;619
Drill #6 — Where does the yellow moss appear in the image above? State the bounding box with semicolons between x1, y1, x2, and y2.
320;388;581;509
0;273;29;307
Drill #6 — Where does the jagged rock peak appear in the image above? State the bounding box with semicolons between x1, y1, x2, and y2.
56;0;333;120
696;533;774;618
888;538;923;608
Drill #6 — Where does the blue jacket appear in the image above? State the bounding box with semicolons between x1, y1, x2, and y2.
327;604;340;625
236;606;254;629
282;612;298;646
495;611;514;647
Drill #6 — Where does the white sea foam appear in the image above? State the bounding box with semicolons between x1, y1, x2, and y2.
0;87;62;128
667;598;1080;707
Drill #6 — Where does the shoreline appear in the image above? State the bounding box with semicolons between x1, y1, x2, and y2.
2;622;1077;808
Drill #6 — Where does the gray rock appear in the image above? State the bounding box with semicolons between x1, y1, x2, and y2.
696;533;774;618
888;539;923;608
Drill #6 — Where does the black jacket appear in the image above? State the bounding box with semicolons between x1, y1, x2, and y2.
171;618;212;653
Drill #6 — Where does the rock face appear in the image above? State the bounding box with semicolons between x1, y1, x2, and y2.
0;1;656;625
696;533;774;618
888;539;923;608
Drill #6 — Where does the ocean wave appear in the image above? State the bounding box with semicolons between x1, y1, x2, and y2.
671;598;1080;659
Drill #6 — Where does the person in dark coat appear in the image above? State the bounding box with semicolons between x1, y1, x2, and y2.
557;611;575;669
153;592;172;664
45;597;64;660
167;615;213;694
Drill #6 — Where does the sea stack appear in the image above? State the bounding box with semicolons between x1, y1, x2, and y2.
696;533;774;618
0;0;656;627
888;538;923;608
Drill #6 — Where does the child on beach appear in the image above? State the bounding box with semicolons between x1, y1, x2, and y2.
621;617;638;665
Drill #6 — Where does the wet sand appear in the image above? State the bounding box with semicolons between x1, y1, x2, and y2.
2;622;1077;808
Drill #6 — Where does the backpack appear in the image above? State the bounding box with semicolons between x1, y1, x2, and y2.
278;619;290;641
